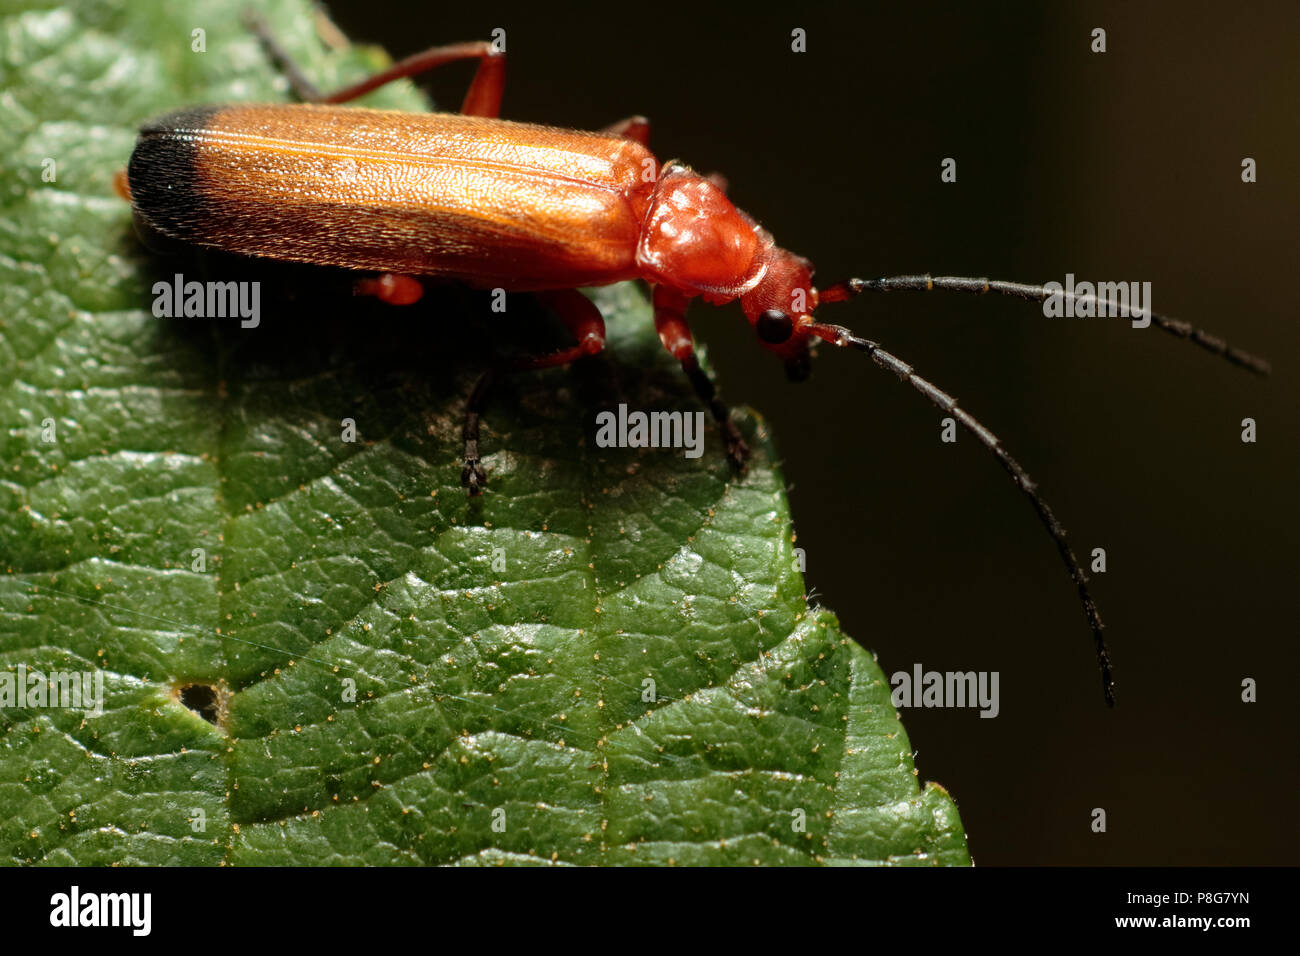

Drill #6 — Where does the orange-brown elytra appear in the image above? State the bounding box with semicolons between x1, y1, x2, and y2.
120;16;1271;707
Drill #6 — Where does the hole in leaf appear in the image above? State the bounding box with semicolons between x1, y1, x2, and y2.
178;683;220;723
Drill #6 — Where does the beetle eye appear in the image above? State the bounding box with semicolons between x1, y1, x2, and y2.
756;309;794;345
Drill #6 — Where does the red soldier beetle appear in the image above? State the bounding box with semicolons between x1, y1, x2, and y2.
116;15;1272;706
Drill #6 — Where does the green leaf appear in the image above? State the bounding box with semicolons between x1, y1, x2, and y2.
0;0;968;865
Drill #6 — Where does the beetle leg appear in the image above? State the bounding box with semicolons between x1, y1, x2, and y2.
601;115;651;145
354;273;424;305
513;290;607;370
461;370;493;496
651;286;749;470
460;290;608;495
246;12;506;117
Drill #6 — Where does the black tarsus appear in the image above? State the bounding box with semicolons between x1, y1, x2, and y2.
681;354;750;469
461;369;494;495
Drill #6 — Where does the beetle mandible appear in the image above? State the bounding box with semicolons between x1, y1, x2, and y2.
119;18;1271;706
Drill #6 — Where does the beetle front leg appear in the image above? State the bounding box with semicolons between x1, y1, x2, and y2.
651;286;749;470
460;289;608;495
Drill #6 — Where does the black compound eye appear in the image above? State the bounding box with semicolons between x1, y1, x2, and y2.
756;309;794;345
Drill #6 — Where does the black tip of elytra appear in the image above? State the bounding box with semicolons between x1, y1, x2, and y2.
127;106;223;240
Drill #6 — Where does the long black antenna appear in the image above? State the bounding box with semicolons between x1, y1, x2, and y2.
807;320;1116;706
818;275;1271;376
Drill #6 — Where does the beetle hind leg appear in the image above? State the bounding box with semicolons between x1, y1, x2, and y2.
601;115;651;145
246;11;507;117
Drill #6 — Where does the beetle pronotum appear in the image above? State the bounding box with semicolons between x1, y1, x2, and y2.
117;16;1270;706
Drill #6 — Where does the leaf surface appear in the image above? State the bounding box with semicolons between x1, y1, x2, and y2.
0;0;969;865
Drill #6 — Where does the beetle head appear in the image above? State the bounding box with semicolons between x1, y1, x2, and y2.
738;248;817;381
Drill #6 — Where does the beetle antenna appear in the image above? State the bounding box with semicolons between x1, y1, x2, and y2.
818;275;1271;375
807;320;1116;706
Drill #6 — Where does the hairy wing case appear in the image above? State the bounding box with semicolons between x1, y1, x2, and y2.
127;104;655;287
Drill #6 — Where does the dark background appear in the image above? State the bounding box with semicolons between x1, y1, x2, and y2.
323;0;1298;865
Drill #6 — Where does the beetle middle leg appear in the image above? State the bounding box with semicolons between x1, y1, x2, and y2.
461;289;608;495
460;369;493;495
652;286;749;470
354;272;424;305
246;12;507;117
